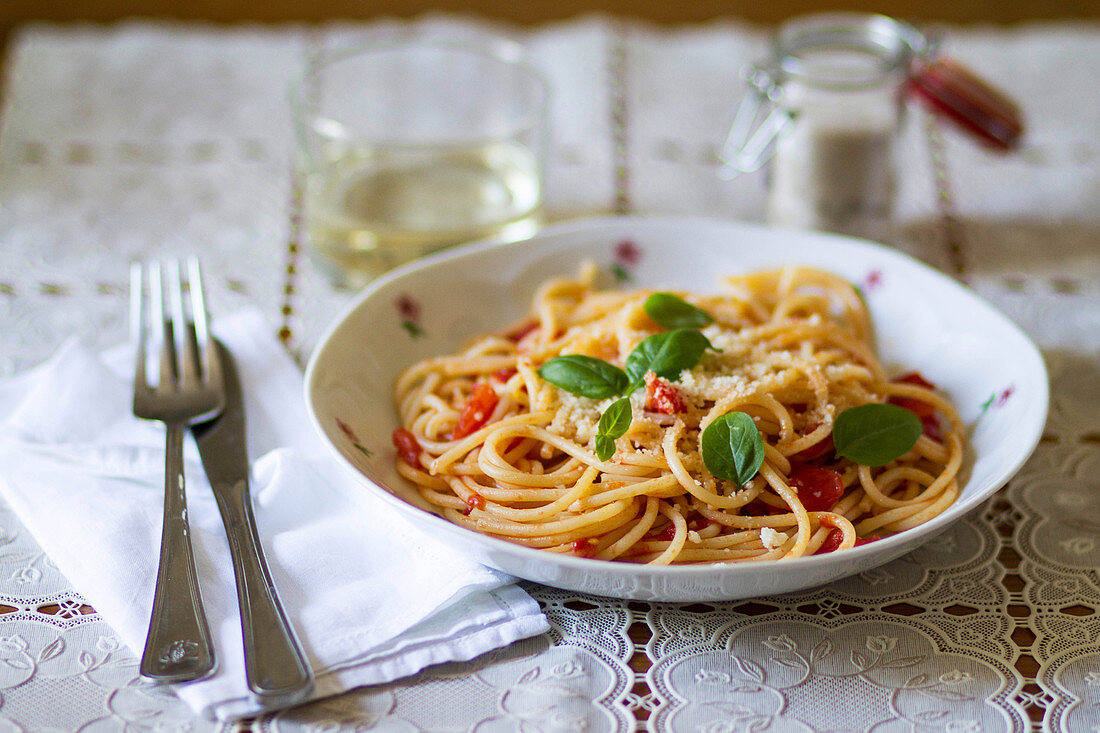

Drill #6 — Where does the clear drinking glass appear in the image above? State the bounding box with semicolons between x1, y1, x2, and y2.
292;40;549;286
721;14;927;242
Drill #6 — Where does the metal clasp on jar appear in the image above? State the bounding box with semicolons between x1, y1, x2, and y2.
718;64;794;179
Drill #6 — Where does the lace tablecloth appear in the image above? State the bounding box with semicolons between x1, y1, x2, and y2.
2;15;1099;732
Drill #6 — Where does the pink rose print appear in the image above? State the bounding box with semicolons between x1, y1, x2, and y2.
395;294;425;338
611;240;641;283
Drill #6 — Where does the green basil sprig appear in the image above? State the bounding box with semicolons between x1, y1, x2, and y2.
644;293;714;330
594;397;632;461
537;355;630;399
701;412;766;486
625;329;716;389
833;403;922;466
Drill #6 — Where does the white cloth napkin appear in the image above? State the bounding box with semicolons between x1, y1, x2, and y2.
0;308;548;721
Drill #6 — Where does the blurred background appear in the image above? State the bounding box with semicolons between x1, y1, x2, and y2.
2;0;1097;42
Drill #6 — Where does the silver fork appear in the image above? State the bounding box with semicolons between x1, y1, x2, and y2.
131;258;224;683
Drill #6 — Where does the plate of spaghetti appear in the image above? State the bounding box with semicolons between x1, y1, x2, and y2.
305;216;1047;601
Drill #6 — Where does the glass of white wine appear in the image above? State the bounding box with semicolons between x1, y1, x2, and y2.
292;40;549;286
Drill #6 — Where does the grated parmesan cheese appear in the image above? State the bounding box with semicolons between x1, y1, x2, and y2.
760;527;785;550
550;392;602;442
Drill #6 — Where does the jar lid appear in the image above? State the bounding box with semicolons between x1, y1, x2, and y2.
907;57;1024;151
773;13;925;91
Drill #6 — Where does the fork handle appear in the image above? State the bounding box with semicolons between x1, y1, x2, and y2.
213;483;314;707
141;422;217;682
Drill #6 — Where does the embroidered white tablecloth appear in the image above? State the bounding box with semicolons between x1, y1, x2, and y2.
1;14;1099;732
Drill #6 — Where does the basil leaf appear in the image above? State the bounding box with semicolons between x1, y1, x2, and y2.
594;398;632;461
833;403;922;467
538;355;629;399
701;412;766;486
598;398;633;439
594;434;616;462
625;329;717;387
644;292;714;330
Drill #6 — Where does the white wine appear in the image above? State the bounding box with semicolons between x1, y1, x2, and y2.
304;142;542;286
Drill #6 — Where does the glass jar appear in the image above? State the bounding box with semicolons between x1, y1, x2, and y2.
721;14;928;242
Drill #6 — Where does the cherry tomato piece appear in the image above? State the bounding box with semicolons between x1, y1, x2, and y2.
464;494;486;516
644;371;687;414
813;528;881;555
506;320;539;342
571;538;598;556
889;372;937;420
789;464;845;513
452;383;499;439
647;523;679;542
491;368;517;383
815;528;845;554
888;372;945;439
392;427;422;466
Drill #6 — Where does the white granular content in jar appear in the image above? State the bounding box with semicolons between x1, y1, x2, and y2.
767;101;897;242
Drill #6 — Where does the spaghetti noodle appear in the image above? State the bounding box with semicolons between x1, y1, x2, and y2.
392;264;964;564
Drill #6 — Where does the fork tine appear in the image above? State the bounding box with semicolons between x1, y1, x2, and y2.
169;259;201;389
187;257;209;350
130;261;149;392
151;261;175;388
187;257;221;387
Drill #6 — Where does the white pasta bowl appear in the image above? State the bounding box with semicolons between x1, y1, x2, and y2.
305;216;1048;602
